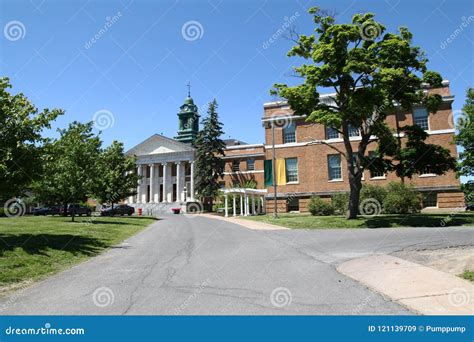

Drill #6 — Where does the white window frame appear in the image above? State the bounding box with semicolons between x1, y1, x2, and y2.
413;107;430;130
328;154;342;181
283;123;296;144
285;158;298;183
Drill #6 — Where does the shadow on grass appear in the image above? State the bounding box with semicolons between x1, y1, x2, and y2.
364;214;470;228
0;233;108;257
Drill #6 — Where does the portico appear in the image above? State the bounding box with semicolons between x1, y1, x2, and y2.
222;188;267;217
125;134;197;206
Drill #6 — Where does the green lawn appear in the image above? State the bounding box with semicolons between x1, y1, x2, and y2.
243;212;474;229
0;215;156;295
460;270;474;282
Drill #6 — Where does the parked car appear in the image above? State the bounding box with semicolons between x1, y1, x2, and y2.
32;206;61;216
32;207;49;216
62;204;92;216
100;204;134;216
467;203;474;211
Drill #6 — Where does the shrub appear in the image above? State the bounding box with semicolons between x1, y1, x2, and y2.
331;192;349;215
360;184;387;210
383;182;422;214
308;196;335;216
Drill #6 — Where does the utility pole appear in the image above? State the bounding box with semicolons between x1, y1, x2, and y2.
271;121;278;219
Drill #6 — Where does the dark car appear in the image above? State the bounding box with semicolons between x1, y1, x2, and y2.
467;203;474;211
32;207;49;216
64;204;92;216
32;206;61;216
100;204;134;216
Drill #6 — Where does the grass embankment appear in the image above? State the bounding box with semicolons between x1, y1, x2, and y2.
0;216;156;295
243;212;474;229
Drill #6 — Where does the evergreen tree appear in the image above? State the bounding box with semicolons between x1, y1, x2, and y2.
194;99;225;210
455;88;474;177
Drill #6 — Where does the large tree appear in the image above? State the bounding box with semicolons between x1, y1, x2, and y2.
92;140;140;211
0;77;63;201
35;121;101;221
455;88;474;177
194;99;225;211
272;7;445;218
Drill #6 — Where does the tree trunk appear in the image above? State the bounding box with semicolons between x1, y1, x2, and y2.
63;202;68;217
347;171;363;219
71;211;75;222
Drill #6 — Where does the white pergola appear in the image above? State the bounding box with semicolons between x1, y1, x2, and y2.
222;188;267;217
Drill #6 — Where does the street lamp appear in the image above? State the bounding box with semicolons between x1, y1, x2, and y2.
271;120;278;219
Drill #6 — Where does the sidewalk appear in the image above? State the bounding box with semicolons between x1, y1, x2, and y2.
337;254;474;315
200;213;288;231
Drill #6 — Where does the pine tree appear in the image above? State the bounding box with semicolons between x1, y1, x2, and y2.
194;99;225;211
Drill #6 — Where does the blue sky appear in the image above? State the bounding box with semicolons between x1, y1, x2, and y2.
0;0;473;152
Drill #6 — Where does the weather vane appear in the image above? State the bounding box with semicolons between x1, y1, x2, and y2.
186;82;191;97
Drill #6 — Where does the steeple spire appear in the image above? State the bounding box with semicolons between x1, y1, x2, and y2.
186;82;191;97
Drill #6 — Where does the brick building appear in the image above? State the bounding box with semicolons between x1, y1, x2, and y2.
221;81;464;212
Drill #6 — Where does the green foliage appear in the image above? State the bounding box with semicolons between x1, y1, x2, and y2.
194;99;226;209
308;196;335;216
382;182;421;214
0;77;63;200
271;7;443;218
360;184;387;206
455;88;474;177
92;140;140;206
331;192;349;215
33;121;101;220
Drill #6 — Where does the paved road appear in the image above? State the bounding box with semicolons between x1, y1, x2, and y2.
0;215;472;315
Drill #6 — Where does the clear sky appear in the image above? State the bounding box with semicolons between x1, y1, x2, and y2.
1;0;473;152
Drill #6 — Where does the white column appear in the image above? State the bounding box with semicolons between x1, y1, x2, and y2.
149;163;154;203
240;195;243;216
163;163;168;202
233;196;236;217
176;161;183;202
153;164;159;203
141;165;148;203
245;195;249;216
224;194;228;217
260;197;264;214
252;195;256;215
190;161;195;201
136;165;142;204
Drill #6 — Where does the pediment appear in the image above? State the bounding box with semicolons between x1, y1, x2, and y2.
126;134;194;156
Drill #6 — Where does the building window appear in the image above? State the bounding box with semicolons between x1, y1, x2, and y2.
285;158;298;182
232;160;240;172
328;154;342;180
247;158;255;171
420;168;435;176
369;151;385;178
413;107;429;130
348;124;360;137
283;123;296;143
287;197;299;212
219;181;226;189
325;126;339;139
422;192;437;208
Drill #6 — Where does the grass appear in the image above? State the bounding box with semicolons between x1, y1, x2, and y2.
243;212;474;229
0;215;156;294
460;270;474;282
